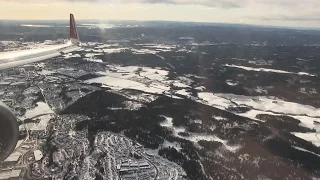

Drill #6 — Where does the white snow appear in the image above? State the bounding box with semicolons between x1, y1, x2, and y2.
178;76;193;85
293;146;320;157
294;116;320;131
24;114;53;131
93;76;142;90
84;58;103;63
123;101;144;110
131;49;159;54
179;37;194;40
186;74;206;79
237;109;272;121
194;120;202;124
198;92;233;109
38;70;55;75
180;132;241;152
224;64;315;76
95;44;119;49
124;93;158;103
88;75;169;95
255;86;267;93
15;140;24;149
20;102;54;131
138;67;169;81
195;86;206;91
296;58;308;61
86;42;99;46
226;80;238;86
172;81;190;88
160;116;240;152
22;102;54;120
143;44;176;51
160;116;174;128
0;82;11;85
4;152;21;162
34;150;43;161
209;125;216;131
198;92;320;127
84;53;103;57
103;48;127;53
0;41;17;45
292;133;320;147
10;82;26;86
69;130;76;137
86;65;175;96
217;94;320;117
84;64;319;148
176;89;190;96
213;116;227;121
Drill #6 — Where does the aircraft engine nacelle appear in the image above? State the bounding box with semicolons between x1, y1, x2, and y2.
0;101;19;162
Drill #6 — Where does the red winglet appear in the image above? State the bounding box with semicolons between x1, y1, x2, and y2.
70;14;80;44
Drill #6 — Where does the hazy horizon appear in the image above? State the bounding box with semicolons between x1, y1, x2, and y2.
0;0;319;29
1;19;319;31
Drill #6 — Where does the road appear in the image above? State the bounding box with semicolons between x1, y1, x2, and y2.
134;150;159;180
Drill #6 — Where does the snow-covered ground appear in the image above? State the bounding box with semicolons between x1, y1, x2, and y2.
217;94;320;117
226;80;239;86
160;116;173;127
60;44;320;148
159;116;241;152
224;64;315;76
198;92;320;119
78;48;320;147
197;92;320;147
19;102;54;131
85;65;183;97
293;146;320;157
83;57;103;63
21;102;53;120
292;133;320;147
34;150;43;161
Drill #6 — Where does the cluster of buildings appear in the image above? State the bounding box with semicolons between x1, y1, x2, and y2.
117;159;156;180
0;141;43;180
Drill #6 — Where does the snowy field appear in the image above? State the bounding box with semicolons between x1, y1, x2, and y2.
160;116;241;152
61;43;320;148
59;44;320;151
14;41;320;153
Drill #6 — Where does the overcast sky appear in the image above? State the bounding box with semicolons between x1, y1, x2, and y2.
0;0;319;28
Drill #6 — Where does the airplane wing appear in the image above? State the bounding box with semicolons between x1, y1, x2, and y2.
0;14;81;70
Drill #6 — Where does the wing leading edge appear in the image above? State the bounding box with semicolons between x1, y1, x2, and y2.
0;14;81;70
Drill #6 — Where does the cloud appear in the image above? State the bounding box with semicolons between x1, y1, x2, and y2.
61;0;319;9
1;0;320;28
139;0;241;8
28;0;241;8
262;16;320;22
4;0;319;9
